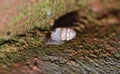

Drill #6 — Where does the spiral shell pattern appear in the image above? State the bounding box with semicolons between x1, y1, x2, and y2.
51;27;76;41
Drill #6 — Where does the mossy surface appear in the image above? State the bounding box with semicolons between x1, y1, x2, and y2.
0;0;120;74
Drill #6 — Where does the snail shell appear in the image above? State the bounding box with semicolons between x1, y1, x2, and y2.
51;27;76;41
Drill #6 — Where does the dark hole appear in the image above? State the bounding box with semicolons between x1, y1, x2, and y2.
52;10;83;29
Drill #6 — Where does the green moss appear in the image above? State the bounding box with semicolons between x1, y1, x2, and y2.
0;0;120;68
77;0;88;7
9;0;77;36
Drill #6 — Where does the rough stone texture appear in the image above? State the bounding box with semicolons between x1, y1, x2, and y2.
0;0;77;38
0;0;120;74
0;0;41;38
5;55;119;74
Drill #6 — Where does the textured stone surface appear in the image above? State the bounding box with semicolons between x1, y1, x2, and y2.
0;0;120;74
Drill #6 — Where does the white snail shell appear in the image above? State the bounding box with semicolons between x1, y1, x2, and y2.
51;27;76;41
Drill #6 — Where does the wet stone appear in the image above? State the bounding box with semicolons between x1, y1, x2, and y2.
93;62;99;67
42;63;62;74
42;56;66;64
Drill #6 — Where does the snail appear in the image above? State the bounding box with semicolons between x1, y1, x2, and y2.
46;10;85;45
46;27;76;45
